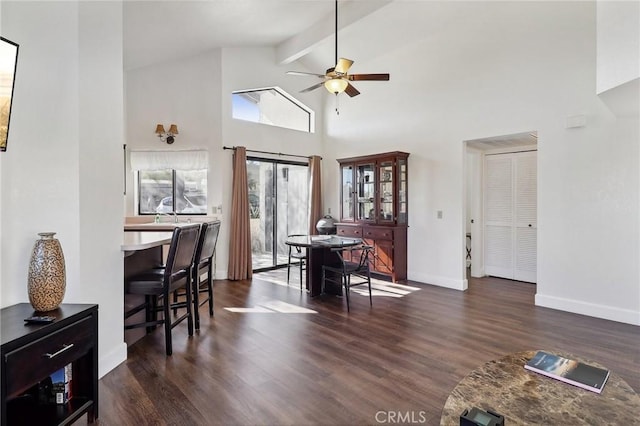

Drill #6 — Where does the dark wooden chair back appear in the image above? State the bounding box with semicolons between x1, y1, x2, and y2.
195;221;221;266
164;224;200;293
324;244;374;312
190;220;221;328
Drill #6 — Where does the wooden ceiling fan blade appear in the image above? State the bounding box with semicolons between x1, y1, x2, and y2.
349;73;390;81
344;83;360;97
335;58;354;75
287;71;326;78
300;82;325;93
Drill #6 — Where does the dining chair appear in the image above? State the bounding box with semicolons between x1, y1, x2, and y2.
124;223;200;355
287;234;307;290
321;244;374;312
191;220;221;329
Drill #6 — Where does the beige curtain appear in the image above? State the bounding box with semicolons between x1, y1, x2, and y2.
308;155;323;235
227;146;253;280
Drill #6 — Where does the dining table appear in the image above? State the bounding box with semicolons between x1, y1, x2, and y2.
285;235;362;297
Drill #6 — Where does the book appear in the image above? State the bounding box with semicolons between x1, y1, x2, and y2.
524;350;609;394
49;363;72;404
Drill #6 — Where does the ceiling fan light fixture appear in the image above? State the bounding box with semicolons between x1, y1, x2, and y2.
324;77;348;94
287;0;389;98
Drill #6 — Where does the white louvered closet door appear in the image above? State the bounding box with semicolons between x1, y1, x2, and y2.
514;152;537;282
484;156;514;279
484;151;537;283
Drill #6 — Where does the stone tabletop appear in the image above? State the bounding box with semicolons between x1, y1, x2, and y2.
440;350;640;425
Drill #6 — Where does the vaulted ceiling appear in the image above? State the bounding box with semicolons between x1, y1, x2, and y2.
123;1;385;70
123;1;482;73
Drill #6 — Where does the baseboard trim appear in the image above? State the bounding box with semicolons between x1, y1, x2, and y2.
99;342;127;379
470;265;485;278
214;268;228;280
535;294;640;326
408;272;467;291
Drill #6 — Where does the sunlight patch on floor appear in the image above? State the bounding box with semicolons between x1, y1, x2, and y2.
254;269;421;298
224;299;317;314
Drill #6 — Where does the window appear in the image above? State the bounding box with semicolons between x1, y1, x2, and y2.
232;87;314;133
138;169;207;215
131;150;209;215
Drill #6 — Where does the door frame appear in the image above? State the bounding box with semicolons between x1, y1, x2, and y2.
463;132;538;281
247;156;309;272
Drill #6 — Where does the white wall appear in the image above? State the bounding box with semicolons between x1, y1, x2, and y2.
596;0;640;93
1;1;126;375
2;0;636;384
323;2;639;324
78;1;127;375
125;49;223;216
125;46;325;278
220;47;324;155
220;48;325;273
596;1;640;117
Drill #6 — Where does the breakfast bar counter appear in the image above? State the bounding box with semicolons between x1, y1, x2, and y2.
122;231;173;254
122;231;173;345
123;222;194;232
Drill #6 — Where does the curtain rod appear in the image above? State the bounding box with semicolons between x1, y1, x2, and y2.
223;146;321;160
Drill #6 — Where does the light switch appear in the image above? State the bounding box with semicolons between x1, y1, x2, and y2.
437;210;443;219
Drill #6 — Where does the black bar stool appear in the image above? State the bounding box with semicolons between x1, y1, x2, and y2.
124;224;200;356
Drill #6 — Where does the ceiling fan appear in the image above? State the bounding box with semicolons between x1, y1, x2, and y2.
287;0;390;97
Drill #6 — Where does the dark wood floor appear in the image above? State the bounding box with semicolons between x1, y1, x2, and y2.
93;273;639;425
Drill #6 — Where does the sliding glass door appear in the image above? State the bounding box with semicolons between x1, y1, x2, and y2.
247;157;309;270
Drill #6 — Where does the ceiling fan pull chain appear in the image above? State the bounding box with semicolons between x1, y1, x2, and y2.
335;93;340;115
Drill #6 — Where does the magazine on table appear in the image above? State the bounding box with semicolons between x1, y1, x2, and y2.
524;350;609;394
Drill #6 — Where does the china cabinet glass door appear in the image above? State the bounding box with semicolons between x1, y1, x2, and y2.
398;157;408;224
356;163;375;221
379;160;394;223
341;164;354;221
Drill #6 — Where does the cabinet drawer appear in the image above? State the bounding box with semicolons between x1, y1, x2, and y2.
336;226;362;238
4;316;94;397
363;227;394;240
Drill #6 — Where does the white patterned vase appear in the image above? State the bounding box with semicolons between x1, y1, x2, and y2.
28;232;66;312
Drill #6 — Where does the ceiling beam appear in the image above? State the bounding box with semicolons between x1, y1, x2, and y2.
275;0;393;65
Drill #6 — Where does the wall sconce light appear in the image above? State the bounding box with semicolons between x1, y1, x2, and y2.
155;124;178;144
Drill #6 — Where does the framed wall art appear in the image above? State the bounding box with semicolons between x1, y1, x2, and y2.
0;36;19;152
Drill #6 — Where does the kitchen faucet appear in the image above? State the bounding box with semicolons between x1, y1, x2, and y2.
157;212;178;223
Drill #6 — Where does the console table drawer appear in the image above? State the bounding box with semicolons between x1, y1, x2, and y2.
4;316;93;397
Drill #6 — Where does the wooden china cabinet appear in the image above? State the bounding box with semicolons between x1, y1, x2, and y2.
336;151;409;282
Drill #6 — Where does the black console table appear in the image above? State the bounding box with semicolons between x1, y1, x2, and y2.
1;303;98;425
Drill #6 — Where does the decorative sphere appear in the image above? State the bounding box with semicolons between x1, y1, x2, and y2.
316;215;336;235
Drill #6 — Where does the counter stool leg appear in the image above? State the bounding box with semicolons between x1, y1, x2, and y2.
208;262;214;316
192;271;201;330
163;298;173;356
185;275;194;336
344;273;351;312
